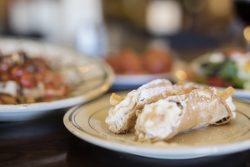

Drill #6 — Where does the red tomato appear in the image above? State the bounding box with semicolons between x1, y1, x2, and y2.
106;56;123;74
0;63;9;72
143;48;172;74
119;49;144;74
20;72;36;88
11;66;25;79
207;77;226;87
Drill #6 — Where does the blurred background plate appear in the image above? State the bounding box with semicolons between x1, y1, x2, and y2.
112;59;186;90
0;39;114;121
191;52;250;99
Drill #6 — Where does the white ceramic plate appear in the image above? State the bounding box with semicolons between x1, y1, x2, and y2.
112;59;186;88
64;93;250;159
0;39;114;121
191;54;250;99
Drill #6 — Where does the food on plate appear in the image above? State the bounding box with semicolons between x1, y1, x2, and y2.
193;48;250;90
143;48;172;73
0;51;69;104
106;79;173;133
105;79;236;142
135;86;235;141
106;49;144;74
105;48;173;75
106;79;200;133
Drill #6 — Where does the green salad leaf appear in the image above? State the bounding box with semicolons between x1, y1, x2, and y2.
201;63;221;77
232;77;244;89
201;60;246;89
219;61;237;80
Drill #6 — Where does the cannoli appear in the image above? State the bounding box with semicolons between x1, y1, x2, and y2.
105;79;200;133
135;87;236;141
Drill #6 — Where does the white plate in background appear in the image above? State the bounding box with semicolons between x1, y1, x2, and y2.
0;39;114;121
191;54;250;99
113;59;186;88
